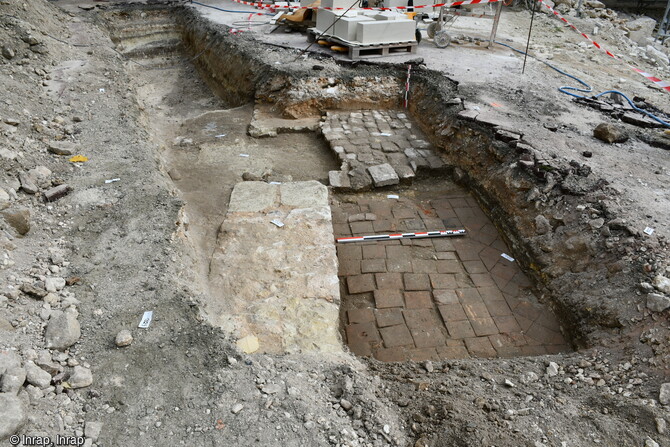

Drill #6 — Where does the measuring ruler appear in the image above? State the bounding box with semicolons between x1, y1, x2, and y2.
336;229;466;243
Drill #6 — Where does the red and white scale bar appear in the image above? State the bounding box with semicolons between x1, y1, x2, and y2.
535;0;670;93
231;0;501;11
337;229;466;243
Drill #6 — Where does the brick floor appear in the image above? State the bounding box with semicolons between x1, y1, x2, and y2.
373;289;404;308
404;291;433;309
334;177;569;361
379;324;414;348
361;258;387;273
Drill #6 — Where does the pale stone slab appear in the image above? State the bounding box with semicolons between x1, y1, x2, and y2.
227;182;279;213
207;181;342;354
280;180;328;208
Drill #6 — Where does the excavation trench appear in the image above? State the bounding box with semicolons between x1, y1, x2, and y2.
96;3;638;361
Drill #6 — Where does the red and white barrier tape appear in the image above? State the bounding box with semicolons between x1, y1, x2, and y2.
336;229;466;243
534;0;670;93
232;0;500;11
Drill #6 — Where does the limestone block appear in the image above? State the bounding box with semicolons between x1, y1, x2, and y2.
316;9;358;34
355;19;416;45
334;16;375;42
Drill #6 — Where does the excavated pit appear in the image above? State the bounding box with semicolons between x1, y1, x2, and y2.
93;3;628;362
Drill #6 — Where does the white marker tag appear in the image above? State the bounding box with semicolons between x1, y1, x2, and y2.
379;132;392;136
643;227;654;235
501;253;515;262
387;194;399;199
139;311;153;328
239;154;250;157
105;178;120;184
269;181;282;185
270;219;284;228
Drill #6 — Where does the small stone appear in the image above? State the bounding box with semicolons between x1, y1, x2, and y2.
0;393;26;439
45;310;81;350
660;383;670;405
653;275;670;294
85;421;103;441
43;184;72;202
646;293;670;312
367;163;399;187
21;283;47;298
340;399;353;411
423;361;434;373
589;218;605;230
261;383;281;394
115;330;133;347
644;437;659;447
546;362;559;377
2;208;30;235
656;417;667;435
68;366;92;389
236;335;259;354
639;282;655;293
593;123;628;144
25;361;52;389
18;172;38;194
45;277;66;293
534;215;551;235
504;379;515;387
47;142;75;156
0;188;9;210
231;403;244;414
2;46;15;59
1;366;26;394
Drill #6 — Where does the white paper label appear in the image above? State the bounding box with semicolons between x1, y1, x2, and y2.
387;194;400;199
501;253;515;262
139;311;153;328
270;219;284;228
643;227;654;235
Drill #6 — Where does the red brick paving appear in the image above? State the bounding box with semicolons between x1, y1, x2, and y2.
336;188;569;361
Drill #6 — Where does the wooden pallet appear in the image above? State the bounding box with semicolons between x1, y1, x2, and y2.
307;29;417;60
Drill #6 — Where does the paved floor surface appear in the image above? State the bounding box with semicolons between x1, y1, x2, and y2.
333;181;571;361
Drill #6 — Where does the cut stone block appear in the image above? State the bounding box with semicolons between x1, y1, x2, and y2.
355;20;416;45
316;9;358;34
334;16;375;42
367;163;399;187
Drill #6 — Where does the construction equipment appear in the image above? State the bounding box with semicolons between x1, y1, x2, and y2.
419;1;503;48
277;0;320;30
